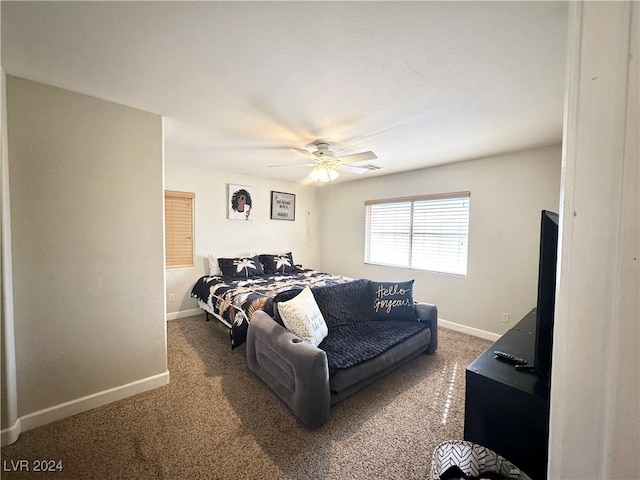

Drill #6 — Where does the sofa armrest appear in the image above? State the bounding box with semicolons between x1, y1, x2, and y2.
416;302;438;354
246;310;331;428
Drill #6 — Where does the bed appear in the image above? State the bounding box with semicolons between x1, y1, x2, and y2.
190;266;353;349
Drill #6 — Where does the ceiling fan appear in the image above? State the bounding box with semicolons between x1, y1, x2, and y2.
268;143;380;182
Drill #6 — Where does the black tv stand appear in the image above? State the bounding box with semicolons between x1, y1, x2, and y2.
464;309;550;480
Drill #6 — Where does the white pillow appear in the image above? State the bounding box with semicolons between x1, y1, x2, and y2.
208;254;222;276
276;287;328;347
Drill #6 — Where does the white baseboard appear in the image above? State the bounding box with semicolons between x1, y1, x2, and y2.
439;318;501;342
1;370;169;446
166;308;203;321
1;419;21;446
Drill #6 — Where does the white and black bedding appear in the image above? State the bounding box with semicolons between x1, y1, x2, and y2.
190;269;353;349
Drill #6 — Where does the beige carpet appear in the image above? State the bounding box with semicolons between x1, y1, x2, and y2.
1;315;491;480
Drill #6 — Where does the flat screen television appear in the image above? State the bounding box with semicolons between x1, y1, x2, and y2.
533;210;559;376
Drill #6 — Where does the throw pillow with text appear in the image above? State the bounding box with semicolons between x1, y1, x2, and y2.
369;280;418;321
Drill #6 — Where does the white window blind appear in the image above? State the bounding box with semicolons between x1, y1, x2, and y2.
165;190;195;269
365;192;470;276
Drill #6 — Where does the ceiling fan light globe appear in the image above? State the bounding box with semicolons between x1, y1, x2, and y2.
308;165;339;183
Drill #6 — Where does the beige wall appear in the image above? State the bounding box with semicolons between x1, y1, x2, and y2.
5;77;167;420
317;145;562;336
164;162;320;316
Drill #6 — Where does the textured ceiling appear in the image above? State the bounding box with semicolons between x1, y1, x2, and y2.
1;1;568;185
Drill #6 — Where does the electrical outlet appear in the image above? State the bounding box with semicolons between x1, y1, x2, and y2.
501;312;510;323
169;294;175;302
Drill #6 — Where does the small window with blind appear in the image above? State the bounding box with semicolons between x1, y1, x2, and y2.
165;190;195;269
364;191;470;276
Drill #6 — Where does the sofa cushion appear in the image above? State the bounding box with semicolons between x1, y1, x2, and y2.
320;320;428;370
312;279;371;328
369;280;419;322
329;326;432;400
276;286;328;347
270;279;372;329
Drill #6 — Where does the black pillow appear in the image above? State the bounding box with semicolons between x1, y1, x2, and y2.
311;279;371;328
218;255;264;278
271;279;371;329
260;252;297;274
369;280;418;321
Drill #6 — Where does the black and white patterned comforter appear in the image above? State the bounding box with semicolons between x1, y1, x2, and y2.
190;269;353;349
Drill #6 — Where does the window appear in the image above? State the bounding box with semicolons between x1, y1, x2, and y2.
365;191;470;276
165;190;195;269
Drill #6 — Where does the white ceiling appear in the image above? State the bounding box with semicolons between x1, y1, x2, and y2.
1;1;568;185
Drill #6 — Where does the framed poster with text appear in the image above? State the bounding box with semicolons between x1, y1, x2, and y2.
270;191;295;221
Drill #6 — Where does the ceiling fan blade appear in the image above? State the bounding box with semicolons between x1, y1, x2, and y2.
336;151;377;163
267;163;316;168
339;164;370;175
293;148;320;161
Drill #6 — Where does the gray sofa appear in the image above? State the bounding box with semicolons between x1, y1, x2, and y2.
246;279;438;428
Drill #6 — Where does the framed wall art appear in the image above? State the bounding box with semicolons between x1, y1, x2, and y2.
228;184;254;221
270;191;295;221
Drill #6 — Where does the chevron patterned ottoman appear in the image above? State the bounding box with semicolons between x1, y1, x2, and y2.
430;440;532;480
